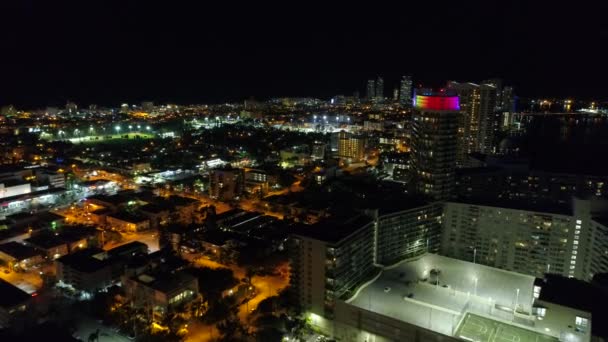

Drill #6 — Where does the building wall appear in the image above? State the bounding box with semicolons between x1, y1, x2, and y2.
375;203;443;267
326;222;377;317
56;262;112;292
106;216;150;232
0;183;31;199
288;236;327;316
440;201;595;280
587;219;608;279
306;302;460;342
209;169;244;201
411;109;458;200
337;131;366;163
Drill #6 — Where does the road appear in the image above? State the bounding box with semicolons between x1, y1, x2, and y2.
238;272;289;321
190;257;289;336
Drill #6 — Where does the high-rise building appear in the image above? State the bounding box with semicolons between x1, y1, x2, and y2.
337;131;366;163
366;80;376;102
441;197;608;281
392;87;399;102
399;75;413;107
208;168;244;201
478;84;498;153
411;89;459;200
448;82;480;165
288;202;443;316
289;201;594;342
448;81;497;161
375;76;384;102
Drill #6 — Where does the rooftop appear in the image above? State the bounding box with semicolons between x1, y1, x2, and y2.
0;242;42;260
107;241;148;258
108;211;148;223
0;278;31;308
347;254;536;337
293;214;374;244
134;270;197;293
25;233;66;249
449;197;572;216
56;248;108;273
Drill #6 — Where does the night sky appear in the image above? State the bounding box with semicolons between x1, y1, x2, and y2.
1;1;607;107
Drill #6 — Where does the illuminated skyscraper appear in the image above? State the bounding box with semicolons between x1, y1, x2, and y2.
399;75;413;107
411;89;459;200
448;81;497;162
375;76;384;102
393;88;399;102
478;84;498;153
366;79;376;102
448;82;480;166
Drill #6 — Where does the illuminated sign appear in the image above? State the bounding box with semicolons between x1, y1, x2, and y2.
414;95;460;111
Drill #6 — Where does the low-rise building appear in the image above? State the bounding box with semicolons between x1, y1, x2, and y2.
0;278;30;329
56;248;112;292
0;242;44;271
107;212;150;232
122;271;199;319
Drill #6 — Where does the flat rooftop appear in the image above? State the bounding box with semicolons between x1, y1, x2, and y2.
134;270;196;293
0;241;42;260
0;278;30;309
294;214;374;244
347;254;537;337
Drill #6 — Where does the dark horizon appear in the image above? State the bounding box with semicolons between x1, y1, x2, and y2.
2;2;607;108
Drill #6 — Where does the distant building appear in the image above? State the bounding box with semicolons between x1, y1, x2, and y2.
311;142;326;161
141;101;154;112
337;131;366;163
399;75;413;107
411;89;459;200
448;81;498;161
375;76;384;102
366;79;376;102
244;169;270;196
209;168;244;201
383;152;410;182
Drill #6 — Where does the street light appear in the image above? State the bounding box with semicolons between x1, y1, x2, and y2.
469;246;477;264
115;125;121;133
515;288;520;313
473;277;478;296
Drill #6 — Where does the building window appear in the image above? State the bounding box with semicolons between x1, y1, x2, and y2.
575;316;589;332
